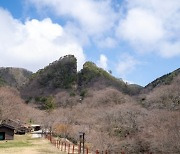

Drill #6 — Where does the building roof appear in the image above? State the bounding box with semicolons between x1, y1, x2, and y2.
31;124;41;127
0;119;28;132
0;123;15;130
1;119;25;129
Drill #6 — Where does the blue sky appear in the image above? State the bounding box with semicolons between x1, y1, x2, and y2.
0;0;180;86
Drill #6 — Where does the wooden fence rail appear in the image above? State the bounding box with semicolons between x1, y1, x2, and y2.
45;134;125;154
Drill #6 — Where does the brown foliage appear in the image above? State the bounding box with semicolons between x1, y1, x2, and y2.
141;75;180;110
53;123;72;137
0;84;179;153
0;86;45;123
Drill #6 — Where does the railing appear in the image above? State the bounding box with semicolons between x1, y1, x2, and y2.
45;134;125;154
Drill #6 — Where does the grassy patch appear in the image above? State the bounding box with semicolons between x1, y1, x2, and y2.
0;141;32;148
0;135;33;148
0;134;65;154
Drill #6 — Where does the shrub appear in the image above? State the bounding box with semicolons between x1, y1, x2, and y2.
80;89;87;98
0;77;6;86
34;96;55;110
69;91;76;97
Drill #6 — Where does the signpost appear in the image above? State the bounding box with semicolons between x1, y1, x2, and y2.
79;132;85;154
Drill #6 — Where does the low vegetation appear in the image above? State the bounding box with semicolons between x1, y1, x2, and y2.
0;134;65;154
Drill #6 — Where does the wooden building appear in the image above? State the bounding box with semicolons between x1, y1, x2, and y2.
2;119;28;135
0;123;15;140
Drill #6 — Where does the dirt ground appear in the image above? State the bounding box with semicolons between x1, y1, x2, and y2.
0;134;66;154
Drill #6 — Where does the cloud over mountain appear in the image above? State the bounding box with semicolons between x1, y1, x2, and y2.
0;8;85;72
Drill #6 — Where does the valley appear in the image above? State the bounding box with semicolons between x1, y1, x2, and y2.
0;55;179;153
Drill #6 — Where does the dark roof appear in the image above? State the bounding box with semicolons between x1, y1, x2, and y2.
0;123;15;130
1;119;25;129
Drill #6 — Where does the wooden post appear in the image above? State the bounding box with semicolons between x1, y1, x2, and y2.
86;147;89;154
72;145;74;154
68;144;70;154
65;142;66;152
61;142;63;151
78;144;81;154
82;133;85;154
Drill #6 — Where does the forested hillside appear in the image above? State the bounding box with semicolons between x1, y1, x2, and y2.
0;67;32;88
20;55;142;109
144;68;180;92
0;55;179;153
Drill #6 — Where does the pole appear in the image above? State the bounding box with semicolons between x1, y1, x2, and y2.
82;133;85;154
79;135;82;154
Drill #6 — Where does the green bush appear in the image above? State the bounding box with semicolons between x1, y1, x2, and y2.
80;89;87;98
70;91;76;97
44;96;55;110
0;77;6;86
35;96;55;110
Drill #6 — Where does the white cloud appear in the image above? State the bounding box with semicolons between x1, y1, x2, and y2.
0;8;86;72
27;0;117;36
97;37;117;48
159;41;180;58
116;0;180;57
1;0;179;77
27;0;180;58
116;54;139;77
97;54;108;70
117;8;164;43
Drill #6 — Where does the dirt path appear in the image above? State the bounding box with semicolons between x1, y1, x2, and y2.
0;134;66;154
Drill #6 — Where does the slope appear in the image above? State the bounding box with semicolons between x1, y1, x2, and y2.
144;68;180;92
140;69;180;110
20;55;142;109
0;67;32;89
78;61;142;95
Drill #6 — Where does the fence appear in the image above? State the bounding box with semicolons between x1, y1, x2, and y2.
45;134;125;154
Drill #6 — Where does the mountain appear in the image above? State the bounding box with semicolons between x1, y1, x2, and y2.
1;55;179;111
144;68;180;92
19;55;142;109
140;68;180;110
78;61;142;94
0;67;32;88
0;55;179;153
20;56;142;96
20;55;77;99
